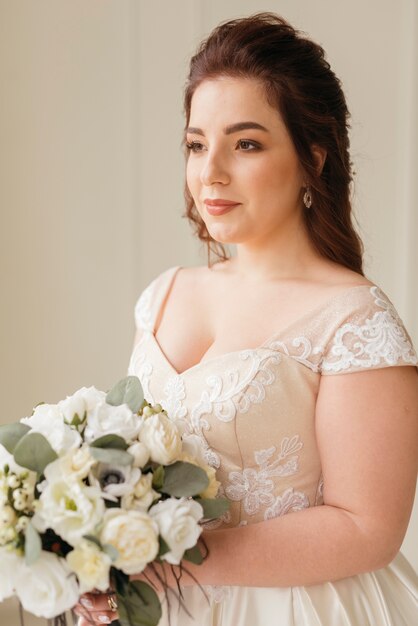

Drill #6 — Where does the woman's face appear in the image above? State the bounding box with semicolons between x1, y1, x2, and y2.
185;76;305;247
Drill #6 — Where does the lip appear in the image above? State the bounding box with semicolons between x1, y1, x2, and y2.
203;198;240;216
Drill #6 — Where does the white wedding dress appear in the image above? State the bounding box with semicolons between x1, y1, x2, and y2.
128;265;418;625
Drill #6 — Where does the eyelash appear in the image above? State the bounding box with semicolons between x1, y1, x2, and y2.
185;139;261;153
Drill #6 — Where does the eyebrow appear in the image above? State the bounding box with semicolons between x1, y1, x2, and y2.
185;121;269;136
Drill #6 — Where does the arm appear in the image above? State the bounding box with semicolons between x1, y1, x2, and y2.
143;364;418;588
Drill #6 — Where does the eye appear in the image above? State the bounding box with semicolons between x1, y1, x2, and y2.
185;141;204;153
236;139;260;151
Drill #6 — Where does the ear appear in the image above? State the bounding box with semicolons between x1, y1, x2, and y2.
311;144;327;175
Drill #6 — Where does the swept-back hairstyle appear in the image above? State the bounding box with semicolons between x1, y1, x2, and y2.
182;11;364;274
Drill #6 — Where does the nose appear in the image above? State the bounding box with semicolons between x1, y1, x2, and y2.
199;148;230;186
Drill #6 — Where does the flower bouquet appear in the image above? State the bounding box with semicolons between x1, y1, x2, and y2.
0;376;229;625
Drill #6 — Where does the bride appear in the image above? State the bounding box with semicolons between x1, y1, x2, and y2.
76;11;418;625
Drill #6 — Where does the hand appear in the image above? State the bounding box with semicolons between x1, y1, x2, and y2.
74;590;119;624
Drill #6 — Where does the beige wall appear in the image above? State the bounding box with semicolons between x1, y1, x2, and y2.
0;1;416;623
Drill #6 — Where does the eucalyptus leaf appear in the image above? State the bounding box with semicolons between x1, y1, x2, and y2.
90;434;129;450
89;447;133;466
102;543;119;562
13;432;58;474
196;497;230;520
0;423;31;454
83;534;102;548
151;465;164;491
183;544;203;565
25;522;42;566
106;376;144;413
117;580;162;626
162;461;209;497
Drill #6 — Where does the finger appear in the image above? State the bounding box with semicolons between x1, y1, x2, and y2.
79;592;118;613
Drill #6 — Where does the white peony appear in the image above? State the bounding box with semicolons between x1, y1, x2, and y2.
128;441;150;468
121;472;161;512
84;402;142;444
0;547;22;600
58;386;106;426
14;550;79;618
32;465;105;546
66;539;111;593
140;413;182;465
100;508;159;575
21;403;81;455
149;497;204;565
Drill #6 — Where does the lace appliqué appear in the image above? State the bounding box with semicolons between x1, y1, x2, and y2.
314;474;324;506
321;287;418;372
189;350;281;468
267;336;324;372
160;375;188;420
225;435;303;516
264;487;310;520
127;341;155;404
134;279;156;332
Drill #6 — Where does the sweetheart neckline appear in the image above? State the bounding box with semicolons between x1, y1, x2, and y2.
147;275;376;376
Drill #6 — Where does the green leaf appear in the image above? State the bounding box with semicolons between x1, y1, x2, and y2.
151;465;164;490
106;376;144;413
89;447;133;466
157;536;170;558
117;580;162;626
83;534;102;548
195;497;230;520
162;461;209;497
90;434;129;450
13;432;58;474
102;543;119;562
25;522;42;565
0;423;31;454
183;544;203;565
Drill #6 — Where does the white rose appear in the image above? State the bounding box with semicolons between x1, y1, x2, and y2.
84;402;142;444
15;550;79;618
121;472;161;512
54;444;96;481
33;468;105;546
66;539;111;593
140;413;182;465
58;386;106;425
0;547;22;600
128;441;150;468
21;404;81;455
100;508;159;575
149;497;204;565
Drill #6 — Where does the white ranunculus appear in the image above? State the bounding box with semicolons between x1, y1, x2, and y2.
66;539;111;593
21;404;81;455
140;413;182;465
0;547;22;600
121;472;161;512
100;508;159;575
32;470;105;546
14;550;79;618
84;402;142;444
149;497;204;565
58;386;106;426
128;441;150;468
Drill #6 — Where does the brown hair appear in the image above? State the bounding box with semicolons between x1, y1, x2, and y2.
181;11;364;274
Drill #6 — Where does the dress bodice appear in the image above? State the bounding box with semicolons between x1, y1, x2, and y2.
127;265;418;530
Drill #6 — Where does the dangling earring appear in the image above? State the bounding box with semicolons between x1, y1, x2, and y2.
303;186;312;209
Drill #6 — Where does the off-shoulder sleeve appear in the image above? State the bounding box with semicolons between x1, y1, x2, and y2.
319;285;418;375
133;265;180;333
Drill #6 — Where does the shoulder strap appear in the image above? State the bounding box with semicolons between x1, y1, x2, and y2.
134;266;182;333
